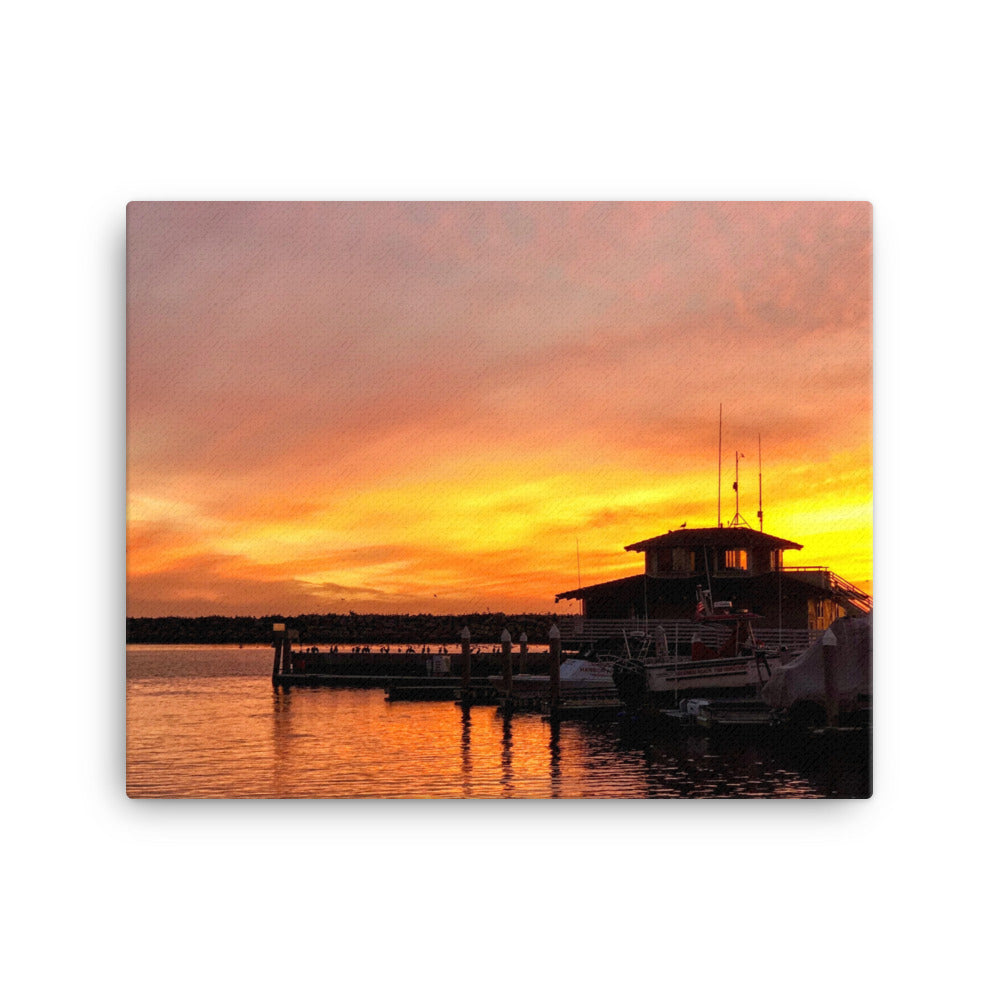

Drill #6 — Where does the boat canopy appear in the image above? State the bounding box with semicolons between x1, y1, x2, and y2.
760;614;872;710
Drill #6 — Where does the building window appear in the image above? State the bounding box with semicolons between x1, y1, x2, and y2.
724;549;747;571
672;549;696;573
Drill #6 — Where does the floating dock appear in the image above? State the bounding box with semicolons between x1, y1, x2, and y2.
540;697;624;722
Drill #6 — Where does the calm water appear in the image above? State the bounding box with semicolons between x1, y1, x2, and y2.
126;646;871;798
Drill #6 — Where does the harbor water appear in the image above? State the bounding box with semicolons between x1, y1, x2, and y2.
126;645;871;798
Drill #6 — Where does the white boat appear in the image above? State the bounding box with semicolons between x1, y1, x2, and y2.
612;586;780;706
488;639;619;698
760;613;872;727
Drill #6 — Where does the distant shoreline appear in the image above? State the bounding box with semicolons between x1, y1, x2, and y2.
126;612;563;647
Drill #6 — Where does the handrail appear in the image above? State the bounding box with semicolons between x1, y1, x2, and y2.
779;566;872;612
554;616;821;652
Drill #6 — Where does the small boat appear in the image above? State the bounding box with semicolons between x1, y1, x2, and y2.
760;613;872;729
613;586;779;706
487;638;620;698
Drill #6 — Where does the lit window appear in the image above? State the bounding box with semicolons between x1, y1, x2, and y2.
724;549;747;570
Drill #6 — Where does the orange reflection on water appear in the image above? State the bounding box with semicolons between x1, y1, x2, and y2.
126;648;867;798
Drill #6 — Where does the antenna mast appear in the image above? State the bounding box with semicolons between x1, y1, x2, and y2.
728;448;750;527
757;433;763;532
717;404;722;528
734;450;741;523
576;538;583;614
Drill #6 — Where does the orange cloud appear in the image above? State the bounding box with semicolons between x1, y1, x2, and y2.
127;202;872;617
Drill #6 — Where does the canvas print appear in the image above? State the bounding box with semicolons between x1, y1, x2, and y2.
126;201;873;798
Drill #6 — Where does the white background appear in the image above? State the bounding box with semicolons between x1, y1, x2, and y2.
4;3;996;997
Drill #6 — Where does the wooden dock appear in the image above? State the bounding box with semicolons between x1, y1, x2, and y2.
274;673;399;688
272;648;555;683
693;699;779;729
540;697;624;722
384;678;498;703
626;698;780;731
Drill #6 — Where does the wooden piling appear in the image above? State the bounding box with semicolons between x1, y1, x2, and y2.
271;623;285;683
822;628;839;728
460;626;472;705
548;624;561;721
518;632;528;674
501;629;513;698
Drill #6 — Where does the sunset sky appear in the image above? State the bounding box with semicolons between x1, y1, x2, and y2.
126;201;872;617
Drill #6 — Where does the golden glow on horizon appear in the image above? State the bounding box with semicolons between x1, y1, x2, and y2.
127;202;872;616
128;445;872;613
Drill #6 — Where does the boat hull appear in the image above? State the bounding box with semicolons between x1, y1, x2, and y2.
488;657;617;698
617;654;778;705
488;674;618;698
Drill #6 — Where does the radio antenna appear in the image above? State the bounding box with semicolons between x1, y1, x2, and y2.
576;537;583;614
728;448;749;527
717;404;722;527
757;433;763;533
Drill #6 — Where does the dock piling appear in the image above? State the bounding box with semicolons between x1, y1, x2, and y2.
501;629;513;697
822;628;839;728
499;628;514;716
518;632;528;674
460;626;472;706
271;622;293;684
271;622;285;683
548;624;561;723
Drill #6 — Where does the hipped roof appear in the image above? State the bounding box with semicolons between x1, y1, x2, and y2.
555;573;646;602
624;525;802;553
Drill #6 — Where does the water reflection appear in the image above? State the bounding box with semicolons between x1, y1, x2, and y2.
460;705;473;798
500;715;513;798
126;648;870;798
548;720;562;799
270;685;295;797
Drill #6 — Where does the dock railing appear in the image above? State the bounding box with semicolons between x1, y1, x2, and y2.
555;616;821;652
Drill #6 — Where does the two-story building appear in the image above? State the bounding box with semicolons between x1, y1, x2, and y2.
555;525;871;632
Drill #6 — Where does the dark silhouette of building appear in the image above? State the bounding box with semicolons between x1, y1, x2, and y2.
555;525;871;631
